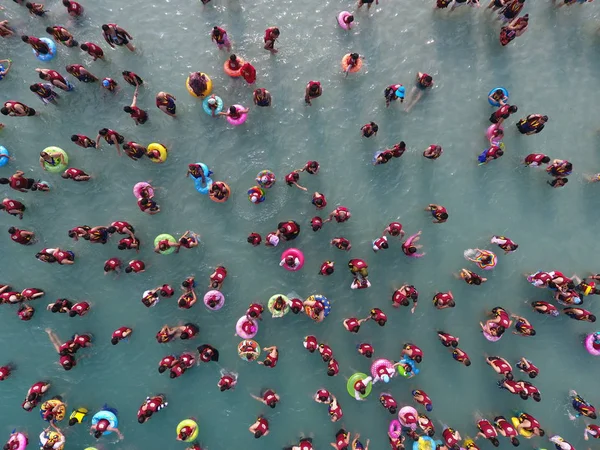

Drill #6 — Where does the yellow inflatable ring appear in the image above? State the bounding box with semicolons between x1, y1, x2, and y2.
146;143;168;163
186;73;212;98
511;416;533;438
176;419;199;442
209;182;231;203
41;399;66;421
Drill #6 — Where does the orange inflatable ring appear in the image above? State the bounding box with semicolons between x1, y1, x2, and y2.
223;57;245;78
209;182;231;203
341;54;363;73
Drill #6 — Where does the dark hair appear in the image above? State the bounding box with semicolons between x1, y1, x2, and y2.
158;365;167;373
8;227;15;234
532;392;541;402
111;337;119;345
229;105;236;114
124;267;132;273
138;415;146;423
169;371;177;379
378;319;385;326
509;105;518;113
124;106;133;113
102;24;109;31
254;431;263;438
541;156;550;163
68;310;77;317
372;124;379;132
506;372;514;381
351;52;359;59
94;430;103;439
414;355;422;363
473;277;481;285
70;135;78;142
21;35;29;42
440;212;449;220
365;350;372;358
510;437;519;446
80;43;89;51
263;359;271;366
529;329;536;336
381;242;388;249
464;359;471;366
538;430;545;437
268;401;276;409
542;115;548;121
327;369;335;376
519;391;528;400
491;438;499;447
408;247;416;254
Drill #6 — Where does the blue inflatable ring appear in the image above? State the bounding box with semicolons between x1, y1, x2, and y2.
191;162;213;179
34;38;57;62
488;87;508;107
91;410;118;436
202;96;223;116
0;146;9;168
0;64;4;81
313;294;331;317
194;176;213;195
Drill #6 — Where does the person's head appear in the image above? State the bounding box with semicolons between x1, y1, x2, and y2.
254;431;263;439
532;392;541;402
285;255;294;265
21;35;29;43
414;355;422;363
98;128;108;136
8;227;16;235
537;429;545;437
327;368;335;376
263;359;272;367
62;360;73;371
123;106;133;113
169;371;178;379
345;14;354;23
370;122;378;131
0;108;9;116
80;43;89;51
494;89;503;97
381;241;388;249
68;310;78;317
506;371;514;381
101;24;109;31
351;52;359;60
94;430;103;439
490;438;499;447
542;115;549;122
496;325;505;335
464;358;471;366
519;391;528;400
510;437;520;446
229;105;236;115
179;430;189;440
29;84;40;93
51;303;62;313
408;247;416;254
508;105;518;113
62;0;71;5
272;28;280;37
496;149;504;157
439;212;449;220
137;415;146;424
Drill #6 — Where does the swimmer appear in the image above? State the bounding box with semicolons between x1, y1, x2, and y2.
101;23;135;52
489;104;518;125
314;389;333;404
35;68;72;91
225;54;243;73
219;105;250;120
1;101;36;117
123;141;147;160
434;291;455;309
208;181;230;201
211;26;231;51
490;235;518;253
427;204;448;223
500;14;529;46
249;416;269;438
563;307;596;322
197;344;219;362
170;353;195;378
158;355;178;373
47;26;77;47
286;438;315;450
253;88;271;107
21;288;44;300
559;0;592;5
104;257;121;274
498;0;525;22
493;416;519;446
372;235;388;251
137;395;168;423
21;35;51;57
304;335;318;353
63;0;83;16
264;27;280;53
90;414;124;439
451;347;471;366
328;395;343;421
65;65;97;84
511;314;535;336
518;380;541;401
531;301;559;316
178;231;199;250
277;220;301;241
258;346;279;368
404;72;433;112
8;227;35;245
0;21;14;37
102;77;118;91
485;355;513;379
80;42;104;60
402;343;423;363
442;427;461;449
343;53;361;77
61;168;91;181
384;222;405;238
18;304;34;320
373;150;393;165
524;153;550;167
488;88;508;106
156;92;176;117
361;122;378;138
124;86;148;125
285;171;307;191
517;114;548;135
124;259;145;274
384;84;404;107
0;59;12;78
71;134;97;149
95;128;124;155
122;70;143;87
204;95;221;117
325;206;351;224
343;316;368;333
138;197;160;214
208;266;227;290
1;290;22;304
548;177;569;188
423;144;443;160
584;423;600;440
357;342;374;358
141;287;161;308
176;421;197;442
251;389;280;408
319;260;335;275
402;231;425;257
240;62;257;84
331;429;351;449
110;327;133;345
392;284;419;312
305;81;322;105
478;145;504;164
45;329;79;370
457;268;487;285
516;412;544;437
369;308;387;326
247;232;262;246
246;302;264;320
475;419;499;447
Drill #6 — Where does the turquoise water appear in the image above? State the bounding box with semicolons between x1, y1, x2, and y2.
2;0;600;449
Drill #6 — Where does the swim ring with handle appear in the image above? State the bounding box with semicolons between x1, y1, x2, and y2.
91;409;118;436
176;419;199;442
280;248;305;271
346;372;372;399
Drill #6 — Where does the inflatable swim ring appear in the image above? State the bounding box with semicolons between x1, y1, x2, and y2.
236;316;258;339
227;104;248;126
585;332;600;356
304;294;331;320
268;294;290;318
370;358;395;383
0;64;4;81
42;146;68;173
132;182;154;199
281;248;305;272
147;143;168;163
486;124;504;145
154;234;177;255
256;170;276;189
397;356;420;377
0;145;9;167
488;87;509;107
412;436;436;450
510;417;532;438
176;419;199;442
341;54;363;73
35;38;56;62
389;420;402;439
209;182;231;203
248;186;265;204
190;162;212;180
223;58;245;77
237;339;261;361
91;410;118;436
398;405;418;429
39;430;65;450
40;399;66;422
464;249;497;270
202;95;223;116
10;432;27;450
482;322;503;342
346;372;372;399
337;11;353;30
186;73;212;98
203;290;225;311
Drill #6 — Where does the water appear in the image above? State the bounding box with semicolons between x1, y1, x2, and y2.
1;0;600;449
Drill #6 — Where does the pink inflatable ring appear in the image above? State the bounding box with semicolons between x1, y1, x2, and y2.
389;419;402;439
236;316;258;339
203;290;225;311
133;182;154;199
227;105;248;126
280;248;305;271
337;11;353;30
585;333;600;356
370;358;395;383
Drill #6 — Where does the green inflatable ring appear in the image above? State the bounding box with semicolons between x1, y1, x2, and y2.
346;372;372;399
42;146;68;173
268;294;290;318
154;233;177;255
176;419;199;442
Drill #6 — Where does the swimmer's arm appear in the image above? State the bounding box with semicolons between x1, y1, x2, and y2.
250;394;265;403
131;87;139;107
